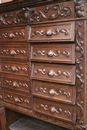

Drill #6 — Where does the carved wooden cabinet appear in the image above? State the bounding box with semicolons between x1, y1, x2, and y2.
0;0;87;129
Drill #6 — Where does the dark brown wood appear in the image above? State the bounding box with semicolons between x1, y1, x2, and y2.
0;0;87;130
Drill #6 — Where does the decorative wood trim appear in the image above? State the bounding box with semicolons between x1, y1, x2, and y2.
74;0;84;18
75;21;84;125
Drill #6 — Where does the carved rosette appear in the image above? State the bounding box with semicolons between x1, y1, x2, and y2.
74;0;84;17
75;21;84;125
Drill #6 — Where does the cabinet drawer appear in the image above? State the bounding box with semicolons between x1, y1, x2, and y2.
3;91;31;108
31;43;75;64
32;80;76;105
1;62;29;76
33;97;76;123
0;27;27;41
29;22;75;42
0;46;28;59
31;63;75;85
2;76;30;94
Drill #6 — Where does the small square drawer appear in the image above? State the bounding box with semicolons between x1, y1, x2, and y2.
3;91;31;108
33;97;76;123
31;63;76;85
31;43;75;64
32;80;76;105
28;22;75;42
2;75;30;94
1;62;29;76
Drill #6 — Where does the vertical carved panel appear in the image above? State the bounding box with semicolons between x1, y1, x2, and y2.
76;21;84;126
74;0;84;18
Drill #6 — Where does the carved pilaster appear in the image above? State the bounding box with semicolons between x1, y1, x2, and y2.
76;21;84;126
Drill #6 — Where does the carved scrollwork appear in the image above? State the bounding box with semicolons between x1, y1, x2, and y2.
74;0;84;17
34;68;70;78
37;103;71;117
2;65;27;73
36;87;71;98
31;28;69;37
0;32;25;39
4;94;30;104
33;50;70;58
76;21;84;125
4;80;28;89
15;2;72;24
1;49;26;56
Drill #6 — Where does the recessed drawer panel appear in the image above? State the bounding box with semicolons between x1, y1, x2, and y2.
31;63;75;85
29;22;75;42
2;76;30;94
1;62;29;76
3;91;31;108
0;27;27;41
31;43;75;64
32;80;76;105
33;97;76;123
0;46;28;59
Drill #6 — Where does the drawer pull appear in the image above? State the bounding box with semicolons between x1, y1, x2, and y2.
47;50;58;57
50;106;59;113
10;50;16;55
14;97;21;102
8;33;15;38
11;66;20;72
48;70;61;76
13;81;19;88
49;89;59;96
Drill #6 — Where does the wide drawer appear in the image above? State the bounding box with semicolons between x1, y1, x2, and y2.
28;22;75;42
0;45;28;59
3;90;31;108
32;80;76;105
33;97;76;123
31;43;75;64
0;27;27;41
31;63;75;85
1;62;29;76
2;76;30;94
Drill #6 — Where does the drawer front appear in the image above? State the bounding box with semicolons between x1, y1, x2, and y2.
2;76;30;94
29;22;75;42
0;27;26;41
1;62;29;76
3;91;31;108
31;63;75;85
0;46;28;59
33;97;76;123
31;43;75;64
28;1;74;24
32;80;76;105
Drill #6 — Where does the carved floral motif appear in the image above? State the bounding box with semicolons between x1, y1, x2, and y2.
74;0;84;17
15;4;72;23
76;21;84;125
